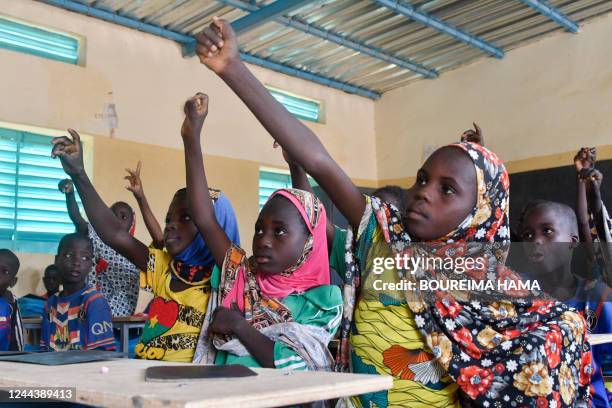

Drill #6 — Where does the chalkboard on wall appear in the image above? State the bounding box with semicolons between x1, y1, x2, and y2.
313;160;612;240
508;159;612;235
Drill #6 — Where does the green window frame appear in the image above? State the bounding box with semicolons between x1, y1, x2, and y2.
258;168;317;210
266;86;322;123
0;15;83;65
0;126;83;254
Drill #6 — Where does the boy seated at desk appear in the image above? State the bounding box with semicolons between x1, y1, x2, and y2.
40;233;116;351
0;249;23;351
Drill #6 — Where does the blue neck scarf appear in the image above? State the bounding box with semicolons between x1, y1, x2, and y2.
174;191;240;267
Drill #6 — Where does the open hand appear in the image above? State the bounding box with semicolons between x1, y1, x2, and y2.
574;147;596;172
125;161;144;199
209;303;244;335
51;129;85;177
195;17;240;75
58;178;74;194
181;93;209;139
460;123;484;146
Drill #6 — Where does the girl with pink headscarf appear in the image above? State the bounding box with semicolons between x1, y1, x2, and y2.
177;93;342;370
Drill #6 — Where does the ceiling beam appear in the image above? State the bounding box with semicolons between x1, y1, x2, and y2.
373;0;504;59
231;0;312;35
213;0;437;78
519;0;579;33
37;0;381;99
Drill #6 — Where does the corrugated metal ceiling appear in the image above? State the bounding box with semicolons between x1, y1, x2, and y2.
38;0;612;98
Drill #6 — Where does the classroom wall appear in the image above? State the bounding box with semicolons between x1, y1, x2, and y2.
0;0;377;296
375;11;612;184
0;1;377;181
11;135;266;298
6;0;612;297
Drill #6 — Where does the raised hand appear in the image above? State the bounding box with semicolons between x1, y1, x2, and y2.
574;147;596;173
51;129;85;177
580;168;603;213
124;161;143;199
195;17;240;75
460;122;484;146
58;178;74;194
181;93;209;140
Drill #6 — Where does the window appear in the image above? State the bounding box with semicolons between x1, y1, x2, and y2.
259;170;292;210
266;86;322;123
0;126;82;254
258;168;316;210
0;15;83;65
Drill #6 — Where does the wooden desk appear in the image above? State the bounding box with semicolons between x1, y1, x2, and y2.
0;359;392;407
590;333;612;345
22;317;42;330
22;316;146;353
111;316;147;354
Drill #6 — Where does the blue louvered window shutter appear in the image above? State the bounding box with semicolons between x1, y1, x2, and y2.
258;169;318;210
266;87;321;123
0;17;81;65
0;127;82;253
259;170;292;210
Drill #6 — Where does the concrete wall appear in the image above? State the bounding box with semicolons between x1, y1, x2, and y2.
4;0;612;296
375;12;612;186
0;0;377;296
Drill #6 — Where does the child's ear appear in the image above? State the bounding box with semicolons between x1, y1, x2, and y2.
9;276;17;288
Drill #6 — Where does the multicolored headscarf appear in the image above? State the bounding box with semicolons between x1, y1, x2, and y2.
338;142;592;407
379;142;524;304
217;188;330;330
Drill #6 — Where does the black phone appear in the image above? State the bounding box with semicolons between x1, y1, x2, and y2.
144;365;258;381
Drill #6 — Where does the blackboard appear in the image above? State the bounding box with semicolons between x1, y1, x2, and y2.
508;159;612;235
312;186;376;229
313;160;611;239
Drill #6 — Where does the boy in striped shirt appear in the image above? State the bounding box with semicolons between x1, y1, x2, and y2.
41;233;115;351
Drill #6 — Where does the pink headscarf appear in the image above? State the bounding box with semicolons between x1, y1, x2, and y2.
220;189;330;314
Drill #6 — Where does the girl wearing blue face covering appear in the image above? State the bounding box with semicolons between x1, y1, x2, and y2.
50;126;240;363
134;188;240;362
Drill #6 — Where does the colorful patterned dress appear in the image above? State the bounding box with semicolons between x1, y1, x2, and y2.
336;142;591;408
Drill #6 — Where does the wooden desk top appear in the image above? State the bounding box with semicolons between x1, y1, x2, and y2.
589;333;612;345
0;359;392;408
111;315;148;323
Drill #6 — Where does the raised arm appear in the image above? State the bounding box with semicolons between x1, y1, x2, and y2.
125;161;164;249
583;167;608;242
574;148;594;243
51;129;149;271
181;93;231;268
58;179;88;235
195;18;365;230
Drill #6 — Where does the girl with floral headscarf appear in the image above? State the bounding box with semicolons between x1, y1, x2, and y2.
193;23;591;407
338;141;590;407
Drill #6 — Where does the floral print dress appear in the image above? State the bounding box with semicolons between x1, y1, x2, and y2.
336;142;591;408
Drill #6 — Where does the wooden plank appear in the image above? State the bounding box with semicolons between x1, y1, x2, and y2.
0;359;392;408
589;333;612;345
